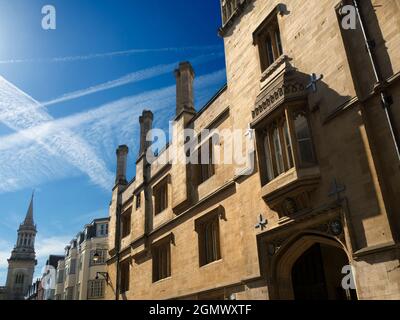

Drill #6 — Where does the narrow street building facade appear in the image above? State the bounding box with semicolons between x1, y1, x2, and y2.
106;0;400;300
54;218;109;300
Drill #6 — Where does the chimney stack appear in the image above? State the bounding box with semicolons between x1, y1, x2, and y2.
115;145;129;185
139;110;154;157
175;62;195;117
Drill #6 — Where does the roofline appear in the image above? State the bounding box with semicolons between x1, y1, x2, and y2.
120;83;228;190
189;83;228;124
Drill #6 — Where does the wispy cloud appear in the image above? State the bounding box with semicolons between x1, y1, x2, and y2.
32;235;72;280
35;235;71;258
0;69;226;193
0;45;222;65
0;76;114;191
0;239;12;285
0;242;11;269
42;52;223;107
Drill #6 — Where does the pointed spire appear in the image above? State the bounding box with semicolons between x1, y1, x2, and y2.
23;191;35;226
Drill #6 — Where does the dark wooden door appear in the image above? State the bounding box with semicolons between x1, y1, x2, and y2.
292;244;328;300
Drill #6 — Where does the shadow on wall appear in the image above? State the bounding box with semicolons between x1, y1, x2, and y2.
338;0;394;98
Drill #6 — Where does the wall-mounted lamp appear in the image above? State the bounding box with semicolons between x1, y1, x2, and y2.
93;252;100;263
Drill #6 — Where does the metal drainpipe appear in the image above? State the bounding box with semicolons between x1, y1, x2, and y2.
115;201;122;301
353;0;400;162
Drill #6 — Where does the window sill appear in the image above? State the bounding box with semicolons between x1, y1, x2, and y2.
260;54;289;83
154;208;168;216
152;276;172;285
198;173;216;187
88;296;105;300
200;259;223;269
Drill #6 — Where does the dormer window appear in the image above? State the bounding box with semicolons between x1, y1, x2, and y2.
97;223;108;237
253;9;284;72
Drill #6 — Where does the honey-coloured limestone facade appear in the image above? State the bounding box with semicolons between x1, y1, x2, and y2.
105;0;400;300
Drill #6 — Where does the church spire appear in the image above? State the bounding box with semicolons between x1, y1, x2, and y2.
6;192;37;299
23;191;35;226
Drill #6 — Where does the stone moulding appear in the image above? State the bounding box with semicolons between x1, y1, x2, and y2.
257;206;344;258
251;57;309;128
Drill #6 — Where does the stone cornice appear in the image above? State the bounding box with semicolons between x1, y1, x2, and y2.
251;75;308;128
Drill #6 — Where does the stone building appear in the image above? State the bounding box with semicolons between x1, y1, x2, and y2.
25;279;42;301
105;0;400;300
54;218;109;300
4;195;37;300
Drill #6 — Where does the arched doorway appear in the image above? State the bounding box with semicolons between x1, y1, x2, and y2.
274;234;357;300
291;243;356;300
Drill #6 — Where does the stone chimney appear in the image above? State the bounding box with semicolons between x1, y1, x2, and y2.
139;110;154;157
115;145;129;185
175;62;196;117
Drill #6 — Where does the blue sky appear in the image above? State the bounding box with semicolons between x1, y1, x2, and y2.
0;0;226;284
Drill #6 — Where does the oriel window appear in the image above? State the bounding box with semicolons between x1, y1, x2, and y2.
259;107;316;185
293;110;316;167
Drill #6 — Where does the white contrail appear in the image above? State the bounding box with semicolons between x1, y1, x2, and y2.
0;69;226;193
42;52;223;107
1;69;226;148
0;45;222;64
0;76;114;190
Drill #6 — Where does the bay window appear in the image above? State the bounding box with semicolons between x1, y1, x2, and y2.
259;106;316;185
293;110;316;167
